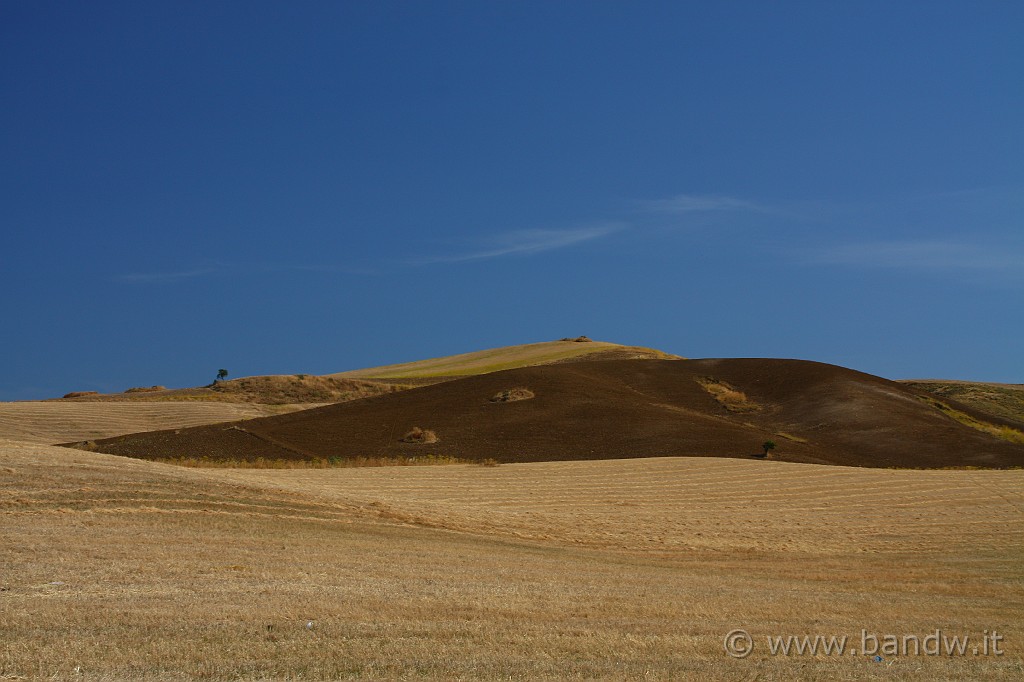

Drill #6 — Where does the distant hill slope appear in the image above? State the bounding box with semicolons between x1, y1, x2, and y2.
77;359;1024;469
902;380;1024;427
49;376;406;405
331;339;681;380
51;339;679;403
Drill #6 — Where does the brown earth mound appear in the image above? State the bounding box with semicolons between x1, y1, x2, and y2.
207;374;408;404
52;376;406;405
73;359;1024;469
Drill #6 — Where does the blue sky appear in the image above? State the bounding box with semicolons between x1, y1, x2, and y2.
2;1;1022;400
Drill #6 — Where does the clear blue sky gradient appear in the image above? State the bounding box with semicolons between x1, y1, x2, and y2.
2;1;1022;399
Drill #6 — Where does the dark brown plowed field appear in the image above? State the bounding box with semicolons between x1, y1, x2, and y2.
73;359;1024;468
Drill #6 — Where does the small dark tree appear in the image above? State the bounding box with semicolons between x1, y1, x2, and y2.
216;369;229;382
762;440;776;457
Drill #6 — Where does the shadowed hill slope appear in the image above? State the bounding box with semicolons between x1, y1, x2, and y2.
76;359;1024;469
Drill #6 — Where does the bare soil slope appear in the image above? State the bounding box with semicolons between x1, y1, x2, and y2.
79;359;1024;468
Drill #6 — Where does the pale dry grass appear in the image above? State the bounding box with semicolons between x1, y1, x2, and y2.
917;395;1024;445
220;457;1024;555
904;380;1024;424
153;454;463;469
1;442;1022;680
333;340;679;379
0;402;314;445
695;376;760;413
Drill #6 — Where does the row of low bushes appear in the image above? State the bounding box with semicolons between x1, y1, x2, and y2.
156;454;500;469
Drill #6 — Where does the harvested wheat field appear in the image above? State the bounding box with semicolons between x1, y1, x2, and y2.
2;440;1022;680
5;355;1024;680
0;401;313;445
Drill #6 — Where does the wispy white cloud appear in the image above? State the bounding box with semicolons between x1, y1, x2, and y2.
413;223;625;264
114;223;619;279
803;240;1024;271
116;262;377;282
639;194;767;214
116;267;221;282
283;263;380;276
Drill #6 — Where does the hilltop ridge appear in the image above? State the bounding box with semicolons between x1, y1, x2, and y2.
332;339;680;381
50;339;680;404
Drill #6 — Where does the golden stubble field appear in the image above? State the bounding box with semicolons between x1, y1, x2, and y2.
0;402;312;446
1;407;1023;680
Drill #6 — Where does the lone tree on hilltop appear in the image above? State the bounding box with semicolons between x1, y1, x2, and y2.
762;440;776;457
216;369;229;382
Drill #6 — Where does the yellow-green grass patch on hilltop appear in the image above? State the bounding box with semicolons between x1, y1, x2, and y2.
332;339;680;380
904;380;1024;425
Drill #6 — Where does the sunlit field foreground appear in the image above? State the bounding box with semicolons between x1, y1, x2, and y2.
2;441;1022;680
0;402;312;445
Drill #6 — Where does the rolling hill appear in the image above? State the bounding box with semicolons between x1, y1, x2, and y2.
73;358;1024;469
50;339;679;403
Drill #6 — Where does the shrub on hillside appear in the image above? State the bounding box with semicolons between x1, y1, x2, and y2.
695;377;760;413
125;386;167;393
400;427;439;444
490;387;535;403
